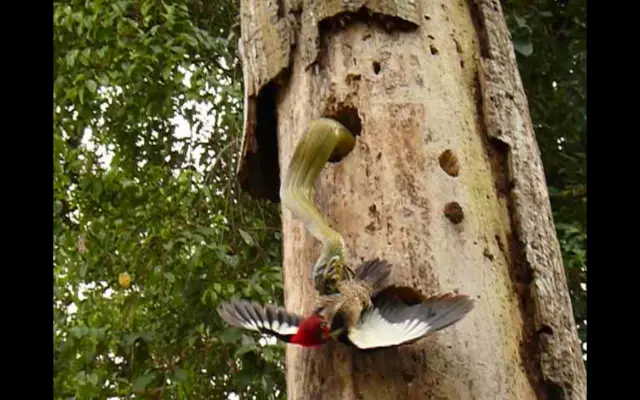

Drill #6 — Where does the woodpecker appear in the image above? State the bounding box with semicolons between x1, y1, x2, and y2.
217;259;474;349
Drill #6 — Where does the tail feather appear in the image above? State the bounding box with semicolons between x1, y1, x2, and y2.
354;258;392;295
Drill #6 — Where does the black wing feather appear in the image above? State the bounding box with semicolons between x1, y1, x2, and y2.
346;293;474;349
217;299;302;342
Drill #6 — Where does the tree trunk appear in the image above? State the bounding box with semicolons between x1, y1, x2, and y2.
237;1;586;399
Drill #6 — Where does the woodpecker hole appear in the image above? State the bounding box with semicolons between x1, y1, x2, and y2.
430;45;439;55
373;61;381;74
324;105;362;163
439;149;460;177
326;106;361;138
444;201;464;224
537;325;554;336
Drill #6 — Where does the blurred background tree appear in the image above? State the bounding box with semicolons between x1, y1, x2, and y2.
53;0;585;398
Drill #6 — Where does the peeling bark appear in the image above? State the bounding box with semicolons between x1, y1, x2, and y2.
239;0;293;97
236;0;293;200
471;1;587;398
299;0;422;68
237;0;586;399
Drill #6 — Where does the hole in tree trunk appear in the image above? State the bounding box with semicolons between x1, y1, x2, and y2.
373;61;381;74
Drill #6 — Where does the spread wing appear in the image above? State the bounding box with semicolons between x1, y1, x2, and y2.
217;299;302;342
353;258;392;296
347;293;474;349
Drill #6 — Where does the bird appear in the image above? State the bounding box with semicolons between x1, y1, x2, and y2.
217;258;474;349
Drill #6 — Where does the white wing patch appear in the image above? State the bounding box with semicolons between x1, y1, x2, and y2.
348;294;474;349
218;300;300;337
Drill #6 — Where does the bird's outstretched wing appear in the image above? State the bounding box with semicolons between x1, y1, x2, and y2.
347;292;474;349
217;299;302;342
353;258;392;296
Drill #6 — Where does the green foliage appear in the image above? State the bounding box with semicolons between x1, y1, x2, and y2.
504;0;587;363
54;0;285;398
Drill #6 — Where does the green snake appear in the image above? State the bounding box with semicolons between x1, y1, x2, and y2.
279;118;356;295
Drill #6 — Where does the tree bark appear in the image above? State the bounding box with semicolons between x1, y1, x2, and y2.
237;0;586;399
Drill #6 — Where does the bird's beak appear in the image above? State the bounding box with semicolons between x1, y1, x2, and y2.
327;327;345;340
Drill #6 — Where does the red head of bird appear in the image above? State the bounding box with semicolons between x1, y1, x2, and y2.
217;259;474;350
217;300;332;348
289;314;330;347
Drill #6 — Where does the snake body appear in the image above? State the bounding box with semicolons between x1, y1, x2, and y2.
280;118;356;295
220;118;476;348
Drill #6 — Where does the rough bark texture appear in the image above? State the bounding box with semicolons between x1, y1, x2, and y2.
237;0;587;399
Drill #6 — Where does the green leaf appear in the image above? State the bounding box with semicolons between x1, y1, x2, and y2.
165;272;175;283
124;332;141;346
90;327;107;340
80;48;92;66
180;33;199;47
66;49;79;67
196;225;217;238
173;368;187;382
87;372;99;386
234;343;257;358
132;373;155;393
122;179;135;187
235;366;257;387
70;327;84;338
54;200;63;214
513;38;533;56
79;262;88;277
219;328;243;344
171;46;187;55
75;371;87;382
219;252;239;267
200;289;213;304
241;334;255;346
238;229;254;247
141;331;154;342
514;15;527;28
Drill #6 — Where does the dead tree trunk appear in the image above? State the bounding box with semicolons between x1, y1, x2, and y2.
236;0;587;399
